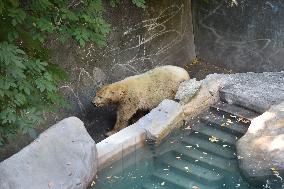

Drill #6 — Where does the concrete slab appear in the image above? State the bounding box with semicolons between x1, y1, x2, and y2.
219;72;284;113
96;124;146;170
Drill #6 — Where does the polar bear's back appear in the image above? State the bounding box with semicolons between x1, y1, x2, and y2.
121;65;189;83
154;65;189;81
116;66;189;109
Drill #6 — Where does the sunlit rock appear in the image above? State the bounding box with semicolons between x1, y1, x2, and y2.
237;102;284;187
175;78;201;104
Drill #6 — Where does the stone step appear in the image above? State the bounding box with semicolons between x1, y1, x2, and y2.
173;145;238;172
141;182;171;189
200;113;248;137
210;102;259;122
191;123;239;147
181;134;236;159
158;152;224;185
152;169;221;189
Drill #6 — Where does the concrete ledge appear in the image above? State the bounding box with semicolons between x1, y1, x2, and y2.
97;124;146;170
97;99;184;169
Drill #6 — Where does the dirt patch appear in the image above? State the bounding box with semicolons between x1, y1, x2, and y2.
185;58;233;80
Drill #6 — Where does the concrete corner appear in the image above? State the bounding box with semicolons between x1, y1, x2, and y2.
96;124;146;169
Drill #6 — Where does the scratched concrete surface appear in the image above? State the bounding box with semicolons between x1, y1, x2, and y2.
49;0;195;142
193;0;284;72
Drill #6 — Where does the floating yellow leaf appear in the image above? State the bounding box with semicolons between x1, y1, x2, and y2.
209;136;219;142
91;181;96;187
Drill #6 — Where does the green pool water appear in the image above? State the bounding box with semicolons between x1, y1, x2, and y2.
90;108;283;189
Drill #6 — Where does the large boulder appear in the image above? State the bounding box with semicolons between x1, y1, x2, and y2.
237;102;284;187
0;117;97;189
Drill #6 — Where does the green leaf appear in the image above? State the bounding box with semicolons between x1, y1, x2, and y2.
61;9;78;21
8;8;26;26
15;93;27;105
90;0;103;12
132;0;146;8
35;78;46;92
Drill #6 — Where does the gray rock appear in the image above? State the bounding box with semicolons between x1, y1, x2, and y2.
237;102;284;187
219;72;284;113
175;79;201;105
0;117;97;189
137;99;183;144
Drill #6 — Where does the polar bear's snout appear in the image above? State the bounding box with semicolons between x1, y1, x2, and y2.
92;96;103;107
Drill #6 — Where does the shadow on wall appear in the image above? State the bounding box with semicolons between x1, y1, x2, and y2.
193;0;284;72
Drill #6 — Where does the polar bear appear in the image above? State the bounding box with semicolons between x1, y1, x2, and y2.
92;66;189;135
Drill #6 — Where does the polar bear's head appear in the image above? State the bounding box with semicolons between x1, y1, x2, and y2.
92;84;126;107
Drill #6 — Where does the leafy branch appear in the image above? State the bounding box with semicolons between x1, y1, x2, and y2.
0;0;145;145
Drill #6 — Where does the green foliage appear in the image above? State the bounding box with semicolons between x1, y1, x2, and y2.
0;42;67;144
0;0;145;145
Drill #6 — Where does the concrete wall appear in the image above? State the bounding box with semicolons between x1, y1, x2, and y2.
47;0;196;141
193;0;284;72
